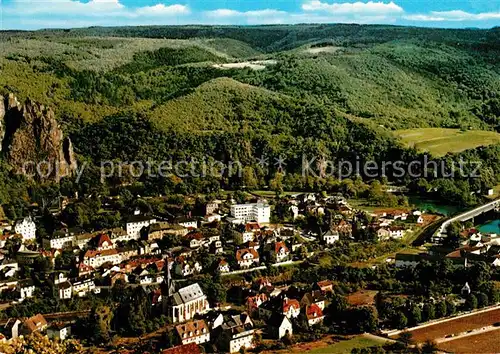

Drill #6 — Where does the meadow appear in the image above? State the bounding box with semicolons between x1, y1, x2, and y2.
395;128;500;156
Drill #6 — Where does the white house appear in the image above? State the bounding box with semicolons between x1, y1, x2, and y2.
177;218;198;229
83;249;121;268
322;230;340;245
47;323;71;340
220;314;255;353
57;281;72;300
217;260;230;273
236;248;259;269
17;279;35;300
274;242;290;263
175;320;210;345
14;216;36;241
230;203;270;224
305;304;325;326
126;215;157;240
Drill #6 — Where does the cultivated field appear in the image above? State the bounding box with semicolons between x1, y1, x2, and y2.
213;59;277;70
397;307;500;342
438;328;500;353
395;128;500;156
305;46;342;54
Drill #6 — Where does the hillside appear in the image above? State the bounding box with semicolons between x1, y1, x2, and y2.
1;25;498;133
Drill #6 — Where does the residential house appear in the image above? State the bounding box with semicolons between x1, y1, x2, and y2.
43;230;75;250
305;304;325;326
58;281;72;300
17;279;35;301
22;314;47;335
177;218;198;229
90;233;114;251
161;343;201;354
246;293;268;314
217;260;230;274
148;222;188;241
236;248;260;269
175;320;210;345
282;297;301;318
214;313;255;353
3;318;22;339
377;228;391;240
47;322;71;340
322;230;340;245
300;291;326;310
315;280;333;293
274;242;290;263
83;249;121;268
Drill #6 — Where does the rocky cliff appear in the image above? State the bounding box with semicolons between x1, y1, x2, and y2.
0;94;77;181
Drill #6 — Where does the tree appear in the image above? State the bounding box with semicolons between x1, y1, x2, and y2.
476;292;489;308
421;340;438;353
408;303;422;326
422;303;435;322
398;331;414;348
435;301;447;318
465;294;478;310
393;312;408;329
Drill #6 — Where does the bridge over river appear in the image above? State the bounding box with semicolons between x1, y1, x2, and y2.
432;198;500;242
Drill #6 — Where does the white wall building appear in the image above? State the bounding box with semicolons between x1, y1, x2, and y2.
230;203;270;224
175;320;210;345
126;215;157;240
168;283;210;323
14;216;36;241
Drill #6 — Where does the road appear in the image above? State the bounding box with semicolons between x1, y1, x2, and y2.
433;198;500;241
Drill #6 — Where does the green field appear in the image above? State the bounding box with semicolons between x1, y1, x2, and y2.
395;128;500;156
307;335;390;353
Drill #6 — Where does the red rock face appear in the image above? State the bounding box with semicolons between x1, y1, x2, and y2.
1;94;77;181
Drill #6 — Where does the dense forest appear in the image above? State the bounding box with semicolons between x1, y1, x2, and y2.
0;24;499;213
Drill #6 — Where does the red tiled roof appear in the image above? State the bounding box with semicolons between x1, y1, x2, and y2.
95;233;113;248
245;223;261;232
236;248;259;261
162;344;200;354
84;249;118;259
275;242;289;254
306;304;324;320
283;298;300;313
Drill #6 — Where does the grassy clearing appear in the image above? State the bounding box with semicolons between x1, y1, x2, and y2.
307;335;389;353
395;128;500;157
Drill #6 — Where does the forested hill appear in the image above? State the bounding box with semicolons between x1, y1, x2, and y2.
0;24;499;213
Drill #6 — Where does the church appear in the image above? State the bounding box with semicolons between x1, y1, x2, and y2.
162;264;210;323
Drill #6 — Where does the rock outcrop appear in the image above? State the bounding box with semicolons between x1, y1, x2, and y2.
0;94;77;181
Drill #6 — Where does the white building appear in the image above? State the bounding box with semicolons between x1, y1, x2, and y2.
43;233;75;250
18;279;35;300
126;215;157;240
322;230;340;245
175;320;210;345
83;249;121;268
221;314;255;353
14;216;36;241
236;249;259;269
47;323;71;341
57;281;72;300
230;203;270;224
168;283;210;323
